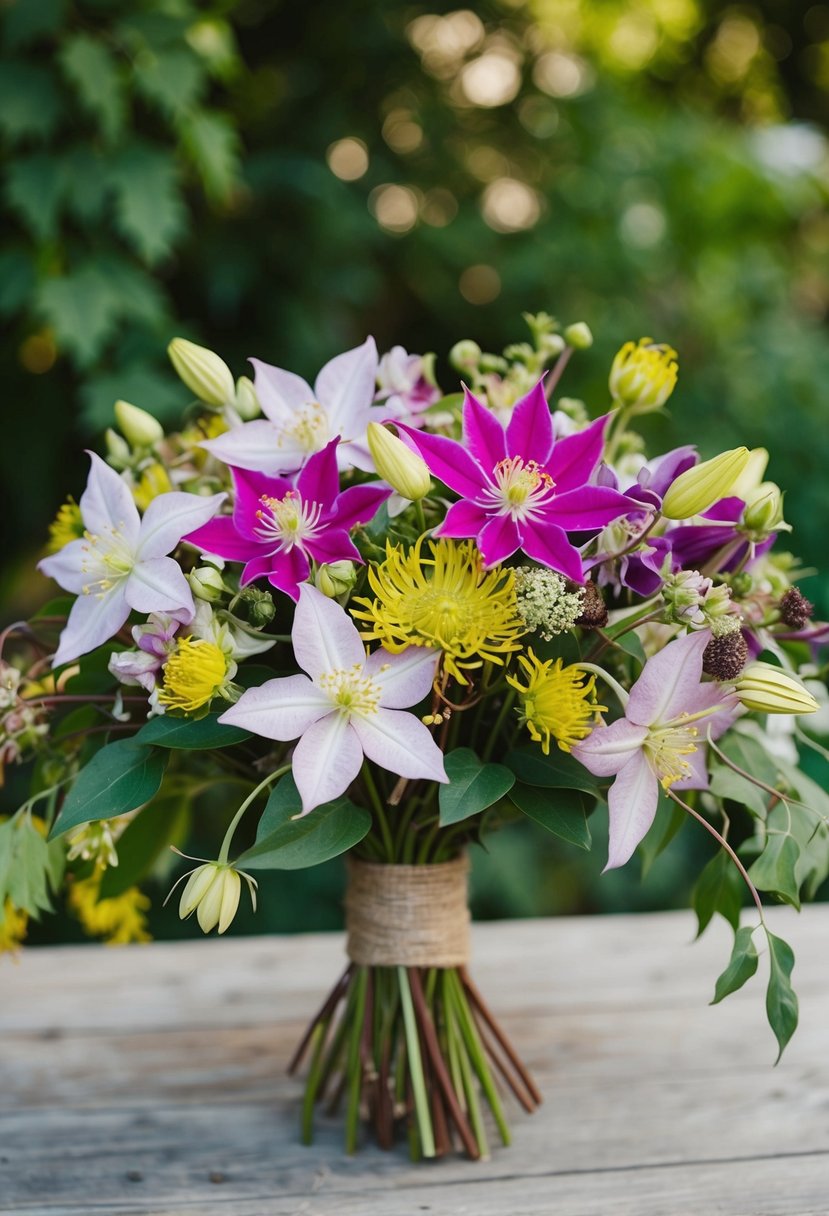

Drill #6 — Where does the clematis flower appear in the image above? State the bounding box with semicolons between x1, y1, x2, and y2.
375;346;440;424
219;585;448;815
397;383;630;581
39;453;225;667
571;631;739;871
185;438;390;601
200;337;383;474
666;497;776;575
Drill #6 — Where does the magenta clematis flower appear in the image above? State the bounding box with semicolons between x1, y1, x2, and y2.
39;454;225;667
572;631;740;871
219;585;447;815
185;438;391;600
201;337;384;475
397;383;631;580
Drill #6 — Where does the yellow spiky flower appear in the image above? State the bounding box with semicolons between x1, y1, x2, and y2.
46;498;84;553
156;638;232;714
609;338;678;414
507;650;606;754
68;876;152;945
352;537;526;684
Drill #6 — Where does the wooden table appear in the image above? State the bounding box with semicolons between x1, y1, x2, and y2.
3;907;829;1215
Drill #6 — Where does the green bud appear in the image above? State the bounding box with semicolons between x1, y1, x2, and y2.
114;400;164;448
539;332;566;358
234;376;260;421
740;483;787;539
448;340;482;372
189;566;227;602
563;322;593;350
168;337;235;408
238;585;276;627
104;427;131;469
315;560;358;598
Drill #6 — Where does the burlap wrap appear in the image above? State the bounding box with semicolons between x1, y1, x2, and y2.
345;855;470;968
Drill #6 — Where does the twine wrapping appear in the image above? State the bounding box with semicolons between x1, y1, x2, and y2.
345;855;470;968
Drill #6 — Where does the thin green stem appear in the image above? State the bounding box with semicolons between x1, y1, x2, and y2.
577;662;630;709
345;967;368;1153
397;966;435;1158
446;970;511;1146
481;687;516;762
218;764;290;865
362;763;395;861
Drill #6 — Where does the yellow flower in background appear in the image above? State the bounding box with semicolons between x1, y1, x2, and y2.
46;497;84;553
69;876;152;945
157;637;232;713
132;462;174;512
507;651;606;754
352;537;525;684
609;338;678;414
0;899;28;955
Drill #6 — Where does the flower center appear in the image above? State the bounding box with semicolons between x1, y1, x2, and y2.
318;665;381;718
643;721;699;789
157;638;230;714
282;403;329;454
79;526;135;596
484;457;555;521
254;491;323;550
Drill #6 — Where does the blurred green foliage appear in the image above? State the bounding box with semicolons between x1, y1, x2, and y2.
3;0;829;936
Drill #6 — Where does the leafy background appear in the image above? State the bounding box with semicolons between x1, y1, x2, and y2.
3;0;829;940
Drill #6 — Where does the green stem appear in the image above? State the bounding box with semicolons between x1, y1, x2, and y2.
218;764;290;865
362;763;395;862
345;967;368;1154
301;1020;330;1145
444;971;488;1157
446;969;511;1146
398;966;436;1158
577;662;630;710
414;499;428;535
481;688;516;762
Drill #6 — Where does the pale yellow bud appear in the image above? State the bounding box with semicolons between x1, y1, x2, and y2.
367;422;432;500
314;560;357;598
104;427;131;468
234;376;260;420
178;863;243;934
168;337;235;407
609;338;678;414
741;483;786;539
661;447;751;520
189;566;227;602
179;864;218;920
114;400;164;447
730;447;769;498
563;322;593;349
735;662;819;715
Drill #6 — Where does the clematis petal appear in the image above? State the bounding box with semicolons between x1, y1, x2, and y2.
435;499;490;540
292;584;366;677
292;714;364;816
250;358;315;423
332;483;393;532
126;557;195;618
219;675;330;739
462;387;506;469
605;752;660;871
626;630;710;727
519;520;584;582
306;530;362;566
267;547;311;600
186;517;264;564
572;718;648;777
364;645;440;708
543;485;632;531
674;744;710;791
351;709;448;783
477;512;520;567
202;421;308;476
231;467;293;539
80;452;140;545
314;336;378;432
52;586;131;667
38;539;90;595
396;423;486;499
506;381;553;464
547;413;610;495
296;437;340;507
137;491;226;560
240;553;280;587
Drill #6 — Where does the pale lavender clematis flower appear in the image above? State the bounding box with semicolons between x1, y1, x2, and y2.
219;585;447;816
201;337;384;475
397;382;631;581
108;612;184;691
375;346;440;425
39;453;225;666
572;631;740;871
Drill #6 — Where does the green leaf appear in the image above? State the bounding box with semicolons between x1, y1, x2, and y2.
62;147;111;224
438;748;515;827
51;740;168;838
0;61;62;142
134;48;206;118
711;924;759;1005
238;774;371;870
766;931;798;1063
508;782;593;850
59;33;125;142
709;762;769;819
109;143;185;263
718;729;780;789
0;816;63;919
692;850;743;936
5;153;65;241
504;746;599;795
179;109;241;203
134;713;250;750
747;834;801;910
614;630;646;666
99;793;189;899
35;265;119;366
638;789;685;879
0;249;36;318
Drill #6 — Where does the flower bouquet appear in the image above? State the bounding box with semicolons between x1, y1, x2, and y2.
3;315;828;1161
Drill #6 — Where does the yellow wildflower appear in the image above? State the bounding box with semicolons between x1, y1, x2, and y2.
352;537;525;684
157;638;231;714
133;462;173;512
507;650;606;754
46;498;84;553
609;338;677;414
0;899;28;955
68;875;152;945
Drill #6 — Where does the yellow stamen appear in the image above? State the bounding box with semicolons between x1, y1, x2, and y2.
157;638;230;714
46;498;84;553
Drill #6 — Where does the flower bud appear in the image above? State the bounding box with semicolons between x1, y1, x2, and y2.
179;863;243;934
367;422;432;500
238;585;276;627
609;338;678;414
449;339;481;372
105;427;131;469
563;322;593;350
189;566;227;603
735;662;819;715
730;447;769;498
234;376;260;421
315;560;357;599
661;447;751;520
168;337;235;408
114;400;164;448
740;483;786;539
539;332;566;358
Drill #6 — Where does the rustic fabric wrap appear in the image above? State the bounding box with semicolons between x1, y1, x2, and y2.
345;855;470;968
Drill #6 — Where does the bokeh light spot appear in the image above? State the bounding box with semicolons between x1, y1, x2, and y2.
19;332;57;374
369;184;419;233
482;178;542;232
459;264;501;304
461;51;522;106
326;137;369;181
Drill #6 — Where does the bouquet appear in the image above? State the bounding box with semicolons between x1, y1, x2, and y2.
3;315;828;1161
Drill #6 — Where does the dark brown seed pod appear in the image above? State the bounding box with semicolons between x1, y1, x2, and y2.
703;631;749;680
779;587;813;630
576;580;608;630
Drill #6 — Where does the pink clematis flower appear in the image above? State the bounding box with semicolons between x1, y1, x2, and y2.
201;337;384;475
219;585;447;815
39;454;225;667
397;383;630;580
572;631;740;871
185;438;391;601
375;346;440;425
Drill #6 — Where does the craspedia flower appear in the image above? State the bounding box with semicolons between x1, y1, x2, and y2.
351;537;526;684
507;651;606;755
609;338;678;414
46;498;84;553
157;638;234;714
69;876;152;945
